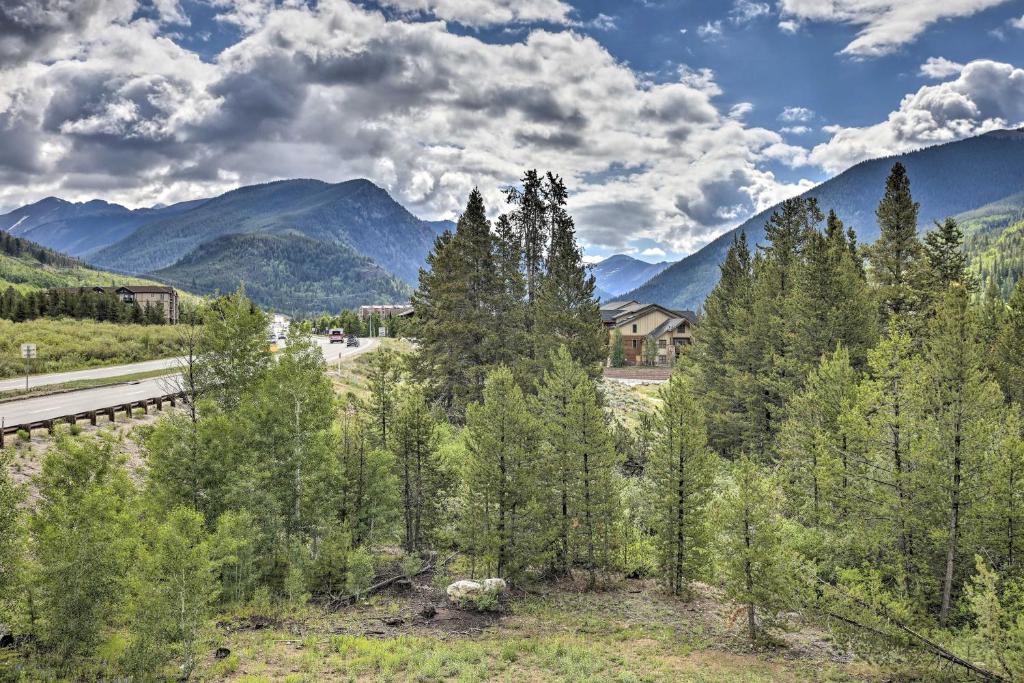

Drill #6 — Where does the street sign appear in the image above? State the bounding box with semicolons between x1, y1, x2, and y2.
20;344;36;359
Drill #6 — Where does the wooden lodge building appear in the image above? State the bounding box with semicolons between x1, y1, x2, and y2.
601;300;697;366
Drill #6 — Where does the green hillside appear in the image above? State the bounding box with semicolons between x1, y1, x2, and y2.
154;231;412;316
959;192;1024;298
0;230;170;293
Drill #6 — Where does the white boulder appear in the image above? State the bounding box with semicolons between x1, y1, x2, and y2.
482;578;507;593
446;580;483;602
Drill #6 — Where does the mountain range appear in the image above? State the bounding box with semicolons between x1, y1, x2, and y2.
589;254;674;300
627;128;1024;309
0;179;453;315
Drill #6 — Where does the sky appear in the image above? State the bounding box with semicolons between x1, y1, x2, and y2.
0;0;1023;262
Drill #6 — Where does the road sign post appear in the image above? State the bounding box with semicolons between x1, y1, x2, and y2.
20;343;36;391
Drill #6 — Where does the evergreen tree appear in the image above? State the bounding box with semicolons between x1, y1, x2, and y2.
412;189;501;420
550;373;620;588
717;456;801;642
843;331;922;596
537;347;589;575
778;345;859;531
648;368;716;594
0;449;25;630
923;217;975;292
366;346;403;449
390;385;445;553
915;284;1005;625
868;163;925;327
532;173;606;374
504;170;548;305
463;366;540;580
696;233;754;457
610;330;626;368
995;279;1024;406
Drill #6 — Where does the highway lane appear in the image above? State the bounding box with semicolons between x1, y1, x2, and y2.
0;357;183;393
0;336;377;429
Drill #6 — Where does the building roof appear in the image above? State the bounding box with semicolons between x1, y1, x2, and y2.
601;300;647;323
610;303;696;330
647;317;688;340
115;285;176;294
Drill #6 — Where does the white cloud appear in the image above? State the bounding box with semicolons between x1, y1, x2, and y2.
920;57;965;79
778;19;801;33
781;125;812;134
731;1;771;24
1011;15;1024;29
779;106;814;122
778;0;1014;57
697;20;723;39
729;102;754;119
810;59;1024;173
0;0;823;258
640;247;667;257
376;0;574;27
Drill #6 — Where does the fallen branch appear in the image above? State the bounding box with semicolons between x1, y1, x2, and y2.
328;551;459;608
816;577;1006;682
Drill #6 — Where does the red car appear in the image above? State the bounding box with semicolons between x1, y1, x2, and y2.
329;329;345;343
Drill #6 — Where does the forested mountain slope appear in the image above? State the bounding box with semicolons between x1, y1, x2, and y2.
627;128;1024;309
90;178;445;285
154;232;411;316
0;229;170;293
959;192;1024;297
0;197;208;258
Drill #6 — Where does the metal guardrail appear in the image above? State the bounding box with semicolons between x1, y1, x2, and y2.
0;391;184;448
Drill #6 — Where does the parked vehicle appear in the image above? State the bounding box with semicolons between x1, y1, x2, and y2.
346;335;360;347
329;329;345;343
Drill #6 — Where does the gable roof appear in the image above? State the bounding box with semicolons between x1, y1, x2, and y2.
610;303;697;329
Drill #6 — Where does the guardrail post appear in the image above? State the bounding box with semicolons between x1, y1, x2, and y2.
169;395;177;407
89;411;97;426
123;403;132;419
141;401;148;415
156;398;163;411
45;420;54;435
108;407;116;422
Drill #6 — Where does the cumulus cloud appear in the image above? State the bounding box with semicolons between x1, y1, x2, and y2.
780;106;814;122
376;0;574;27
778;0;1013;57
810;59;1024;173
0;0;824;257
920;57;965;79
1011;15;1024;29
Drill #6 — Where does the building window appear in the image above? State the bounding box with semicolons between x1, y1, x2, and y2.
631;340;638;349
632;324;637;333
658;339;666;348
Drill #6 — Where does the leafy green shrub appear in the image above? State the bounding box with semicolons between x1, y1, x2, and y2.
400;553;423;581
346;546;375;599
68;421;83;436
464;588;501;613
16;429;29;442
304;523;352;596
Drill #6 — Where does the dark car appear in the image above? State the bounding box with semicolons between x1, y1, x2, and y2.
346;335;360;347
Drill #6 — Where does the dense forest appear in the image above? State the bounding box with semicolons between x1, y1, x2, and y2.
154;231;411;317
2;165;1024;680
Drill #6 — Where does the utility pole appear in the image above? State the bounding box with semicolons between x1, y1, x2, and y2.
21;343;36;391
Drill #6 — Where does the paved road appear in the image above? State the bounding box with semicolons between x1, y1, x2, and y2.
0;336;377;429
0;357;183;393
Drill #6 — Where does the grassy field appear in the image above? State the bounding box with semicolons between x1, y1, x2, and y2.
0;318;184;379
177;568;886;683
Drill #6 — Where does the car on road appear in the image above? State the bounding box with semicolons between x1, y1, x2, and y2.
329;329;345;343
346;335;360;347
